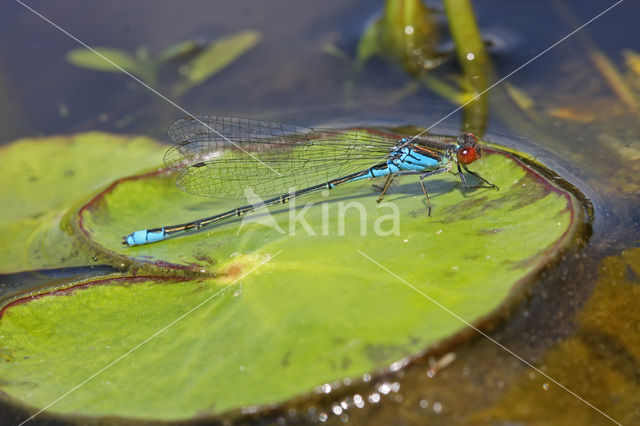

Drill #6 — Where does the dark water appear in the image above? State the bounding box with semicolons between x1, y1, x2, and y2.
1;0;639;424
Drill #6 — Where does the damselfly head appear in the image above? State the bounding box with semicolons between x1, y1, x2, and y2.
456;132;481;164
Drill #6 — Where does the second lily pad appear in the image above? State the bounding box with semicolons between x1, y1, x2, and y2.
0;132;163;273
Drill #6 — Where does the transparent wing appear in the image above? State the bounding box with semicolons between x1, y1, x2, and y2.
165;116;399;198
165;115;318;169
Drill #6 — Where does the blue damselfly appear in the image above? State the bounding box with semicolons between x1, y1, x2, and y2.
124;115;497;246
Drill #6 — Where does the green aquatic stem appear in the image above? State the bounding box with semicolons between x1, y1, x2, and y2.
419;73;473;105
357;0;441;76
380;0;439;73
443;0;490;135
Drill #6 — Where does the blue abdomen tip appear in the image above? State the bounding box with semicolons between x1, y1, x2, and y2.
126;230;149;246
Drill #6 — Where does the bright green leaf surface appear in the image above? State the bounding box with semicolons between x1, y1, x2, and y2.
175;30;261;94
0;132;163;273
0;137;580;420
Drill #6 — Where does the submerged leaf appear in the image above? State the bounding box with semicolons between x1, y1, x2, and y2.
66;47;144;77
156;39;203;63
356;19;383;66
175;30;261;94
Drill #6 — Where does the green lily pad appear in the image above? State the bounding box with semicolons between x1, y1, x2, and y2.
0;131;586;421
0;132;163;273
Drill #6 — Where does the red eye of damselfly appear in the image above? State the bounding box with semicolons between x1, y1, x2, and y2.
457;146;479;164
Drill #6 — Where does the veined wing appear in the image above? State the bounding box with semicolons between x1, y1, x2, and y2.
164;115;398;171
175;156;359;199
172;132;401;199
165;115;316;169
167;115;313;145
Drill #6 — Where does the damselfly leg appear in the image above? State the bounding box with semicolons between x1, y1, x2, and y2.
419;168;449;216
456;163;499;190
376;174;396;203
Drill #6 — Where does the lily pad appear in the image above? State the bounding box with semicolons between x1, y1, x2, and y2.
0;132;163;273
0;131;586;421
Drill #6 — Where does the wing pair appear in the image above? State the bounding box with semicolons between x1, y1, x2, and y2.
164;115;398;199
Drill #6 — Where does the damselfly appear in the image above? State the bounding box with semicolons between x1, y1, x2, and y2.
123;115;498;246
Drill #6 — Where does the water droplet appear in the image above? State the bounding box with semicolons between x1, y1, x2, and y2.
378;382;391;394
354;394;365;408
368;393;380;403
